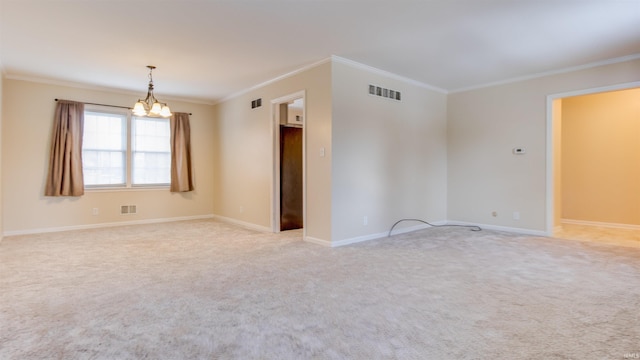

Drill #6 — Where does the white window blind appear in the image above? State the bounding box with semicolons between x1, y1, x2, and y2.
81;107;170;189
132;117;171;185
82;111;126;186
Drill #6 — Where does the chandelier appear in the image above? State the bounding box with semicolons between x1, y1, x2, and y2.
133;65;172;118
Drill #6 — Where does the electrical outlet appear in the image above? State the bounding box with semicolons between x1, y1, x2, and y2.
513;211;520;220
92;208;99;216
240;206;244;213
363;216;368;225
492;211;497;217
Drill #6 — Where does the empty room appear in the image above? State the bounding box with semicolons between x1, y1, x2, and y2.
1;1;639;358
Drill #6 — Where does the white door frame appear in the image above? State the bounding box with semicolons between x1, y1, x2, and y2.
271;90;307;234
545;81;640;236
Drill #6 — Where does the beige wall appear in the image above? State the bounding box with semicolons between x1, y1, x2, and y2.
213;62;333;242
0;74;3;239
331;60;448;242
561;88;640;225
4;57;638;238
213;58;448;244
1;79;215;234
448;59;640;232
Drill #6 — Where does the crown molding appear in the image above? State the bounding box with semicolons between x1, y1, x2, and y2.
5;73;140;95
331;55;448;94
449;53;640;94
3;73;215;105
216;55;449;105
216;57;333;104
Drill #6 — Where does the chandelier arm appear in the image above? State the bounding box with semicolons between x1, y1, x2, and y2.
133;65;171;118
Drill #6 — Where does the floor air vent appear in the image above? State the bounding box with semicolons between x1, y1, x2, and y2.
369;84;401;101
120;205;137;215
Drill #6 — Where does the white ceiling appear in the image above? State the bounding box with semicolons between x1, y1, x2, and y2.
1;0;639;104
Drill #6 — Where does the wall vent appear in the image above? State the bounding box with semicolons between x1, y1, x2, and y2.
120;205;137;215
251;98;262;109
369;84;401;101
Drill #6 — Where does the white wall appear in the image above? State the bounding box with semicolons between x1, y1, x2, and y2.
1;79;215;234
447;59;640;233
213;62;333;242
331;60;448;242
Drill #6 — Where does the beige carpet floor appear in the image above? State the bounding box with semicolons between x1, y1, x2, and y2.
1;219;639;359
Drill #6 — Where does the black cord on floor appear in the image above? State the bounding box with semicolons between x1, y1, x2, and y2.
388;218;481;237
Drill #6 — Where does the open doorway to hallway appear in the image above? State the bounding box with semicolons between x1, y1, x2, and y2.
271;91;306;233
549;85;640;247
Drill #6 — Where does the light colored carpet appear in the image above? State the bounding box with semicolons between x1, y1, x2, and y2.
554;223;640;249
1;219;639;359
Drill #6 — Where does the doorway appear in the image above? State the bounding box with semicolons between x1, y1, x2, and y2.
546;82;640;245
272;91;306;233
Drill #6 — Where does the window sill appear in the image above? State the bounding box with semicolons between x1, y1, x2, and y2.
84;185;170;193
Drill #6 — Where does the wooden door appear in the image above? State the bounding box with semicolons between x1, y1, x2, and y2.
280;125;303;230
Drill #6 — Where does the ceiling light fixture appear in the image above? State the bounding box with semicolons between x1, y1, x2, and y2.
133;65;172;118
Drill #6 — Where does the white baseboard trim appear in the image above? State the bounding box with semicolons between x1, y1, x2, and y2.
387;220;446;237
3;214;215;237
303;236;332;247
211;215;272;233
305;233;387;248
306;220;446;248
446;220;547;237
329;231;388;247
561;219;640;231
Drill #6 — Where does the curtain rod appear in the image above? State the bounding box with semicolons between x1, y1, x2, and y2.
54;99;192;115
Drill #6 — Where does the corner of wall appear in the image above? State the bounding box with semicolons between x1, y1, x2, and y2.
330;59;448;243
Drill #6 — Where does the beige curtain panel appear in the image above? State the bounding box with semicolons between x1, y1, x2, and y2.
170;112;194;192
44;100;85;197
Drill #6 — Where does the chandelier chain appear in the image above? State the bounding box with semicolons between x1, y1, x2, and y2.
133;65;171;118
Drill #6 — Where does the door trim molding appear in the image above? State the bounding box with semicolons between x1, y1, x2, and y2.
271;90;306;235
545;81;640;236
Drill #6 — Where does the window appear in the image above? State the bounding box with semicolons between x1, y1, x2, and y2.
82;107;171;188
132;117;171;185
82;111;126;186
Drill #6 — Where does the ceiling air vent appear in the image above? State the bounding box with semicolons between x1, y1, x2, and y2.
369;84;401;101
